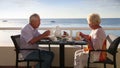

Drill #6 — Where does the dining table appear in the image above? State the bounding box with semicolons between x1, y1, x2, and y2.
37;38;87;68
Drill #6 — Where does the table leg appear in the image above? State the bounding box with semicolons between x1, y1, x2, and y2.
60;44;65;68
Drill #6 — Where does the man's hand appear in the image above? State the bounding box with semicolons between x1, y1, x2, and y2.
43;30;50;37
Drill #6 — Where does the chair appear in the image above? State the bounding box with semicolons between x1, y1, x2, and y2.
11;34;44;68
87;36;120;68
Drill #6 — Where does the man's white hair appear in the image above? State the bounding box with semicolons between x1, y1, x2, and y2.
29;13;40;23
87;13;101;25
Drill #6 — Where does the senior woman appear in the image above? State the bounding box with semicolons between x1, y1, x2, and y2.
74;13;106;68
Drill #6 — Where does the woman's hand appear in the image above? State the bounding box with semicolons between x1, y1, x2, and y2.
79;32;83;37
80;32;89;41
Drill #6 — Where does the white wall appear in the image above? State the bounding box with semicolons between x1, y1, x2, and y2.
0;46;79;67
0;46;120;68
0;35;120;67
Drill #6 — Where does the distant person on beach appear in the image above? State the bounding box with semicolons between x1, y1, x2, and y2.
20;13;54;68
74;13;106;68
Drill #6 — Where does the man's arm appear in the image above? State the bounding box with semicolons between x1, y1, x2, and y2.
28;30;50;44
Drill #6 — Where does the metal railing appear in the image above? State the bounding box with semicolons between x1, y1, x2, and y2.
0;27;120;47
0;27;120;36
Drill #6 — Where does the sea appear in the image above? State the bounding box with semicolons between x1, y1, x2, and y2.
0;18;120;46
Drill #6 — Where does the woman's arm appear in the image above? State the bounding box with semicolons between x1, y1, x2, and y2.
80;32;89;41
80;32;94;50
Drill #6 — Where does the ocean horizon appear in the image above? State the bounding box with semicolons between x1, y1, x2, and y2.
0;18;120;46
0;18;120;27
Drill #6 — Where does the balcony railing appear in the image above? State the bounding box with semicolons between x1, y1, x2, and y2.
0;27;120;36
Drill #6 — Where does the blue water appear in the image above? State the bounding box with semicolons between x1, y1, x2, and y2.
0;18;120;46
0;18;120;27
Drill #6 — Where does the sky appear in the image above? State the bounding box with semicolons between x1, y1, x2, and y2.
0;0;120;18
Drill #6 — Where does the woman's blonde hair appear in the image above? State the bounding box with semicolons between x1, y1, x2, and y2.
87;13;101;25
29;13;40;23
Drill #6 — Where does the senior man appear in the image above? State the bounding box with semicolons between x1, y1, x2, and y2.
20;13;54;68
